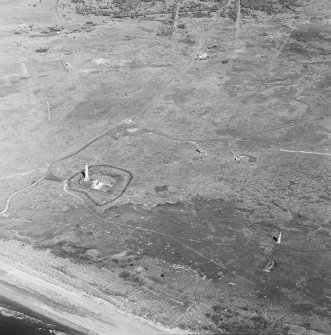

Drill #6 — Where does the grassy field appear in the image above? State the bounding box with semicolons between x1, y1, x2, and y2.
0;0;330;334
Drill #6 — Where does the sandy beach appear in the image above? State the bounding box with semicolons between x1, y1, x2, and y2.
0;240;175;335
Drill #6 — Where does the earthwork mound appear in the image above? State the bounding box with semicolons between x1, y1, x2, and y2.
68;165;132;207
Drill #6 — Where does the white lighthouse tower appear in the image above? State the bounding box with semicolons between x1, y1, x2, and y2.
84;162;89;181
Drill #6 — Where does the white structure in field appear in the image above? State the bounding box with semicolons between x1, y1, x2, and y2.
83;162;112;190
92;179;104;190
84;162;89;181
197;53;208;60
263;260;275;273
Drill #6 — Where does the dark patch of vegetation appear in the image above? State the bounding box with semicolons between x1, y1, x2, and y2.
226;7;237;21
113;0;140;12
205;305;290;335
147;275;164;284
192;11;211;18
179;34;196;45
279;0;302;9
119;270;145;285
86;21;97;26
36;241;92;264
157;21;173;37
70;0;226;19
48;26;64;33
291;303;315;314
241;0;303;16
100;287;128;298
35;47;49;53
154;185;168;192
241;0;274;14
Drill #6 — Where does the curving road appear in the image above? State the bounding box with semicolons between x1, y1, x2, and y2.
0;121;134;217
0;174;46;216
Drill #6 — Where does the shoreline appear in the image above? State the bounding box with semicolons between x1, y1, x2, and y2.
0;295;84;335
0;240;178;335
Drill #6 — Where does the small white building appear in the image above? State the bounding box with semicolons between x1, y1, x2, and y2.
91;179;104;190
197;53;208;60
